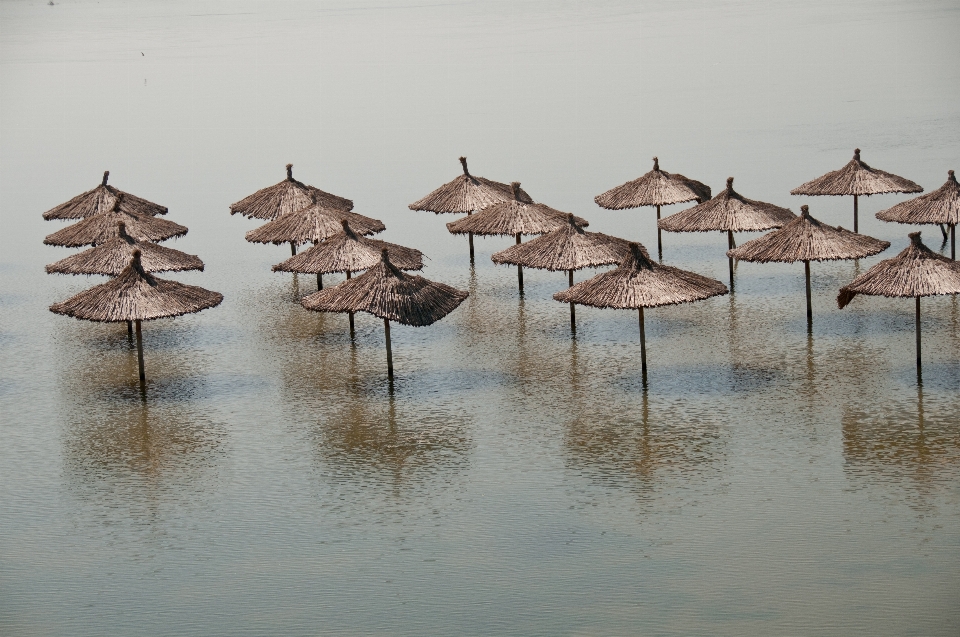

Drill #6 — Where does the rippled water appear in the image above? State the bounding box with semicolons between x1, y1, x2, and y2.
2;0;959;635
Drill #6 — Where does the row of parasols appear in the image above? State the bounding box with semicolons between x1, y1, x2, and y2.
42;151;960;385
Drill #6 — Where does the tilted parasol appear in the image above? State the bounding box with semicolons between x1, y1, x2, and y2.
229;163;353;220
658;177;796;289
790;148;922;233
594;156;711;259
727;205;889;327
838;232;960;370
301;249;468;380
42;171;168;220
408;157;533;261
43;196;188;247
554;242;728;386
245;200;385;256
875;170;959;260
492;213;630;331
50;250;222;382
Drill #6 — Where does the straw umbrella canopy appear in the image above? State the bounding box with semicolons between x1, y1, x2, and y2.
43;196;188;247
554;242;728;386
245;200;385;256
658;177;796;289
594;156;711;259
838;232;960;370
446;182;589;293
875;170;960;260
408;157;533;261
727;204;889;327
46;220;203;276
229;163;353;220
301;248;468;380
492;213;631;331
49;250;222;383
42;171;168;220
790;148;922;233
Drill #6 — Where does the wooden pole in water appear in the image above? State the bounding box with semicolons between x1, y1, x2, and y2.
656;204;662;260
467;211;475;263
568;269;576;332
727;230;735;291
347;271;355;338
135;319;145;382
853;194;859;234
383;317;394;380
290;241;297;256
638;307;648;387
127;320;133;337
915;296;922;369
804;260;813;328
951;223;956;261
317;273;323;290
515;233;523;293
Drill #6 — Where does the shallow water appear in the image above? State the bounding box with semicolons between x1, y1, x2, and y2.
1;0;959;635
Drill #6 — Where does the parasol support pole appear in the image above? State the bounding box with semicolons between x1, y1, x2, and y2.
656;204;663;261
384;318;394;380
727;230;735;291
127;320;133;337
804;260;813;329
467;211;474;263
853;195;858;234
951;224;956;261
135;319;145;383
516;233;524;294
916;296;921;369
939;223;949;241
638;307;648;387
317;273;323;290
568;269;576;333
346;271;355;338
290;241;297;256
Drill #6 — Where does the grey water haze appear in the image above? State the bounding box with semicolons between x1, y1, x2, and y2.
2;0;959;635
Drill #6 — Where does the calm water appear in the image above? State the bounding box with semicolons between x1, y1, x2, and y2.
2;1;959;635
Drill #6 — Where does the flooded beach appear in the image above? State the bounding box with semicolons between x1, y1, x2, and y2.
1;0;959;634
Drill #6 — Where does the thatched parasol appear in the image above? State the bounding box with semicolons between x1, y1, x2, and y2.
46;220;203;276
554;242;727;386
408;157;533;261
245;200;385;256
492;213;630;331
594;156;711;259
229;163;353;220
790;148;922;233
50;250;222;382
658;177;796;289
301;248;468;380
42;171;168;220
446;182;589;293
838;232;960;369
43;195;188;247
727;204;889;327
875;170;960;260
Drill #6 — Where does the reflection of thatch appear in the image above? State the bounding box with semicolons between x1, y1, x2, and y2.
594;157;711;209
446;182;588;236
245;203;384;245
50;251;222;322
229;163;353;219
659;177;795;233
838;232;960;307
408;156;532;213
43;199;188;247
492;213;629;271
727;206;889;263
875;170;960;226
273;220;422;274
302;249;467;326
42;171;168;220
791;149;922;197
45;221;203;275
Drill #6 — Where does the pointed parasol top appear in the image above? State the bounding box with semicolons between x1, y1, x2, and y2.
42;171;169;220
838;232;960;307
46;221;204;276
726;205;890;263
446;182;589;237
229;163;354;220
273;219;423;274
43;195;188;247
49;250;222;322
875;170;960;226
658;177;796;233
791;148;923;197
594;156;712;210
554;242;728;308
245;201;385;245
301;248;468;326
408;156;534;214
492;213;630;271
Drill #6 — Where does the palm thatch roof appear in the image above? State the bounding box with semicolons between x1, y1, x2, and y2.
42;171;168;220
301;249;468;326
50;250;222;322
229;164;354;220
245;203;385;245
43;198;188;247
726;205;889;263
408;156;533;214
446;182;588;237
46;221;203;276
492;213;630;271
875;170;960;225
658;177;795;233
554;243;728;308
273;220;423;274
838;232;960;307
791;149;923;197
594;157;711;210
